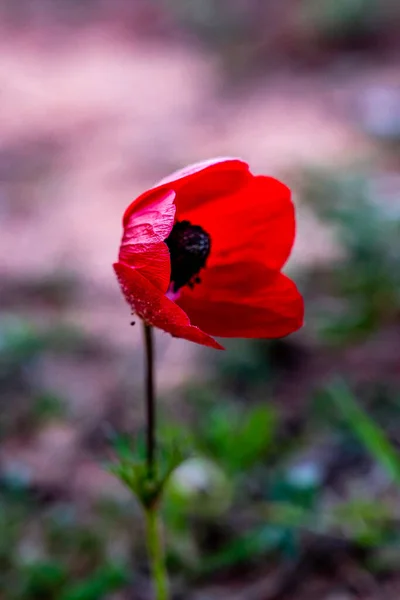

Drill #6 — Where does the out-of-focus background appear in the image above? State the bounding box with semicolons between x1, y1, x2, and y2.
1;1;400;598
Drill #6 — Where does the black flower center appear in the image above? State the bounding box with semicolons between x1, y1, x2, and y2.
165;220;211;292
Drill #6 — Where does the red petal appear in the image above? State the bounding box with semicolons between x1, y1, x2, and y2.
180;175;295;272
156;157;247;186
113;262;223;349
158;158;252;214
121;188;176;246
123;158;251;224
119;189;176;291
178;270;304;338
119;243;171;293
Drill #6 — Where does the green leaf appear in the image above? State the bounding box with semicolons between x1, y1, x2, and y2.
61;564;128;600
234;405;276;469
200;525;285;574
198;404;276;473
19;561;68;598
328;380;400;485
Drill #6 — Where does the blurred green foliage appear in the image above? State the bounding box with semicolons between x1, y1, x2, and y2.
157;0;400;79
194;403;276;474
302;0;383;43
0;485;131;599
300;167;400;343
0;318;88;437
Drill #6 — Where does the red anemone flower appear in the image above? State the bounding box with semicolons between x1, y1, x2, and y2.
114;157;304;350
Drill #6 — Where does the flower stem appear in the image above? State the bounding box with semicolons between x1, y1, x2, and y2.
145;505;169;600
142;323;170;599
143;323;155;475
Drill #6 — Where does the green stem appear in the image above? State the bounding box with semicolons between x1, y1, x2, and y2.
142;324;170;600
145;505;169;600
143;323;156;475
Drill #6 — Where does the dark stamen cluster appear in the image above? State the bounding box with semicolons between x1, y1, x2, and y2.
165;220;211;292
